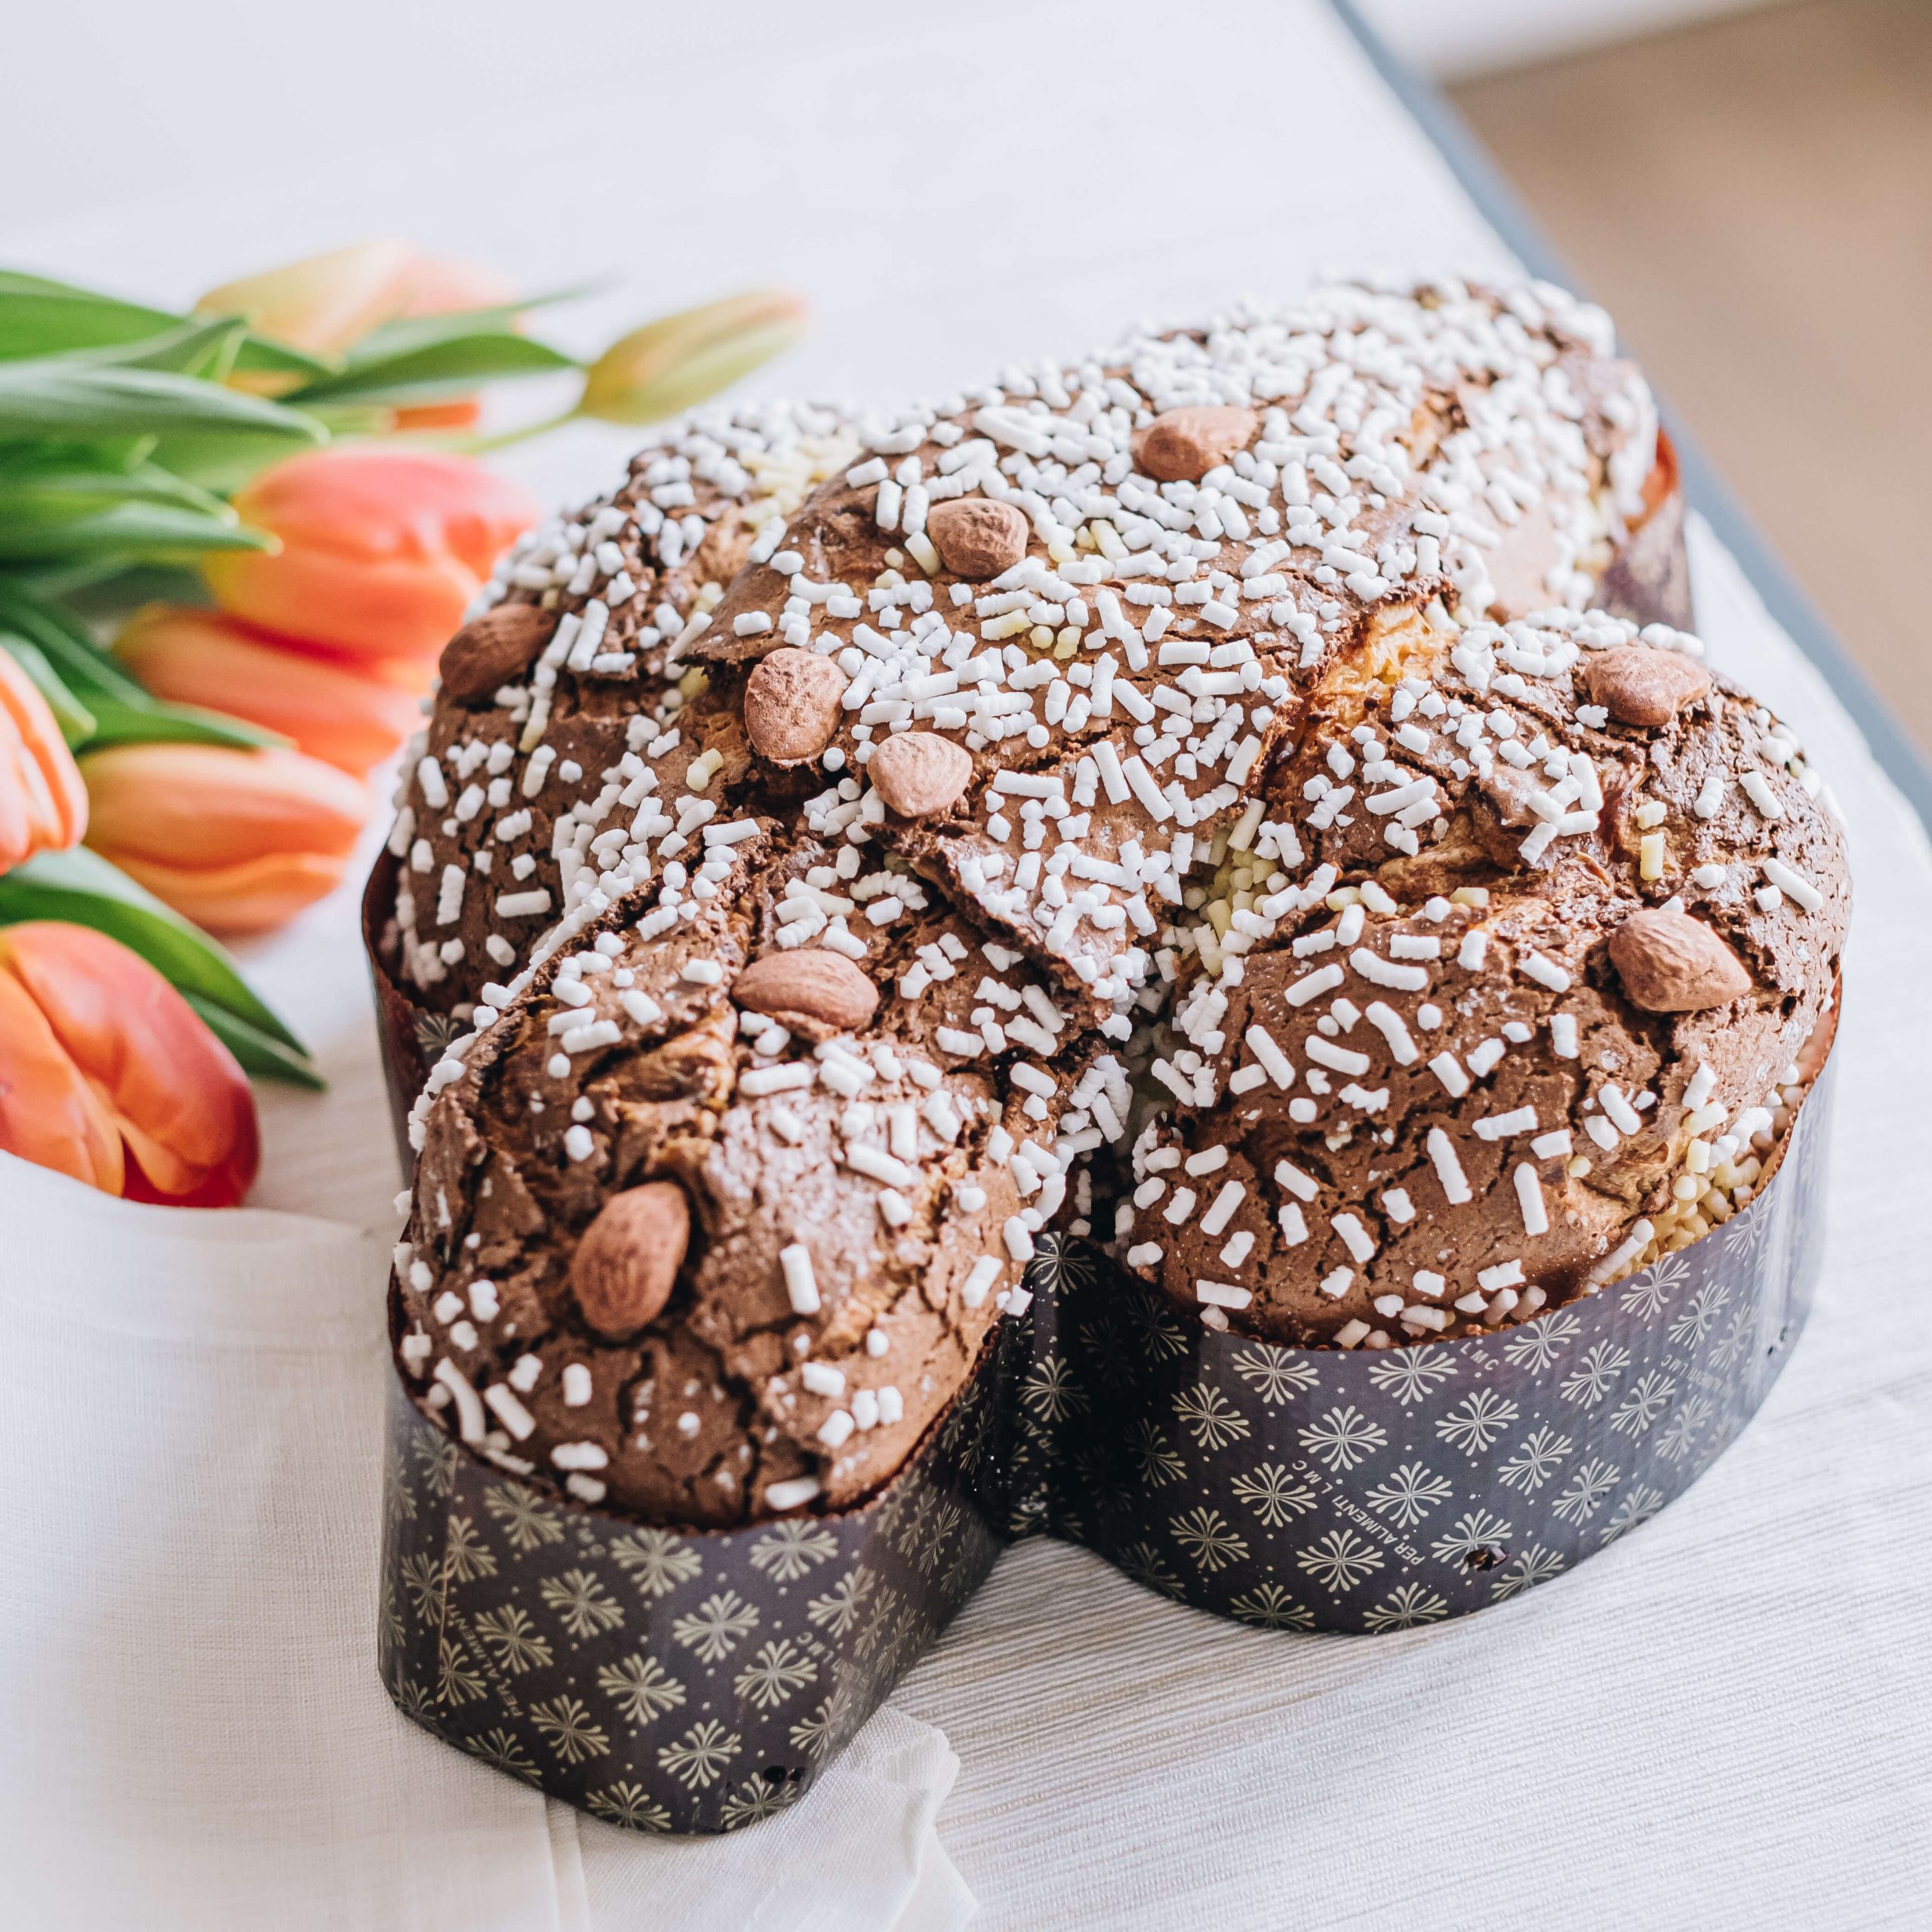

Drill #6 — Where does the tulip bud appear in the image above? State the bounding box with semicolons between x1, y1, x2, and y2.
0;921;258;1206
577;288;808;427
0;651;88;874
195;238;418;360
203;446;538;662
114;604;424;777
81;742;366;937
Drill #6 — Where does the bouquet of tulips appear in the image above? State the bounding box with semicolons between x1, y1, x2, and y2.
0;242;802;1206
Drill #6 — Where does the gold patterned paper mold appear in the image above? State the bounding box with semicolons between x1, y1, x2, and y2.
378;1066;1827;1831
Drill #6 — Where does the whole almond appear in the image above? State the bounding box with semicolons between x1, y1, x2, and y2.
1583;646;1712;729
438;604;556;703
733;949;879;1034
1609;906;1753;1012
743;648;849;762
867;731;974;818
570;1180;690;1338
926;498;1029;580
1132;405;1260;482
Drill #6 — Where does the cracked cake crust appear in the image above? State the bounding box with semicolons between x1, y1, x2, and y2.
382;278;1845;1524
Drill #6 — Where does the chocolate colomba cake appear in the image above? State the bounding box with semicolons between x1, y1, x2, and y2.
387;277;1844;1526
398;823;1110;1524
377;278;1674;1029
1118;611;1846;1346
685;275;1677;1014
379;400;858;1014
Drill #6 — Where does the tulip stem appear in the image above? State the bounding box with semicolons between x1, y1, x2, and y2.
442;408;586;456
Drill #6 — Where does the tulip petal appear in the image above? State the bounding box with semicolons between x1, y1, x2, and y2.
1640;426;1680;526
0;709;29;866
0;962;124;1194
0;648;88;867
0;921;257;1204
82;742;365;866
99;848;351;936
114;604;422;774
206;537;483;663
391;398;483;433
0;843;317;1074
195;239;417;360
205;447;537;659
398;255;518;319
80;742;365;934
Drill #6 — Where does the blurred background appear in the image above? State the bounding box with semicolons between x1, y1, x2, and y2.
1375;0;1932;761
1365;0;1932;758
4;0;1925;755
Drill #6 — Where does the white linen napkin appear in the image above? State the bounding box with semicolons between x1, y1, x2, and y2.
0;1158;972;1932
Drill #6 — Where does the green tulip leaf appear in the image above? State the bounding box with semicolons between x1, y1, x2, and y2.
0;272;188;361
0;633;97;743
287;331;577;407
0;580;150;703
0;270;330;377
0;355;327;444
77;694;285;753
140;429;324;493
227;337;334;380
183;991;328;1090
74;315;251;383
0;500;269;565
0;844;310;1057
0;581;283;746
342;285;595;364
0;458;231;520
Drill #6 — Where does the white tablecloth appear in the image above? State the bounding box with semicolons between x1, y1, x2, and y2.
3;2;1928;1926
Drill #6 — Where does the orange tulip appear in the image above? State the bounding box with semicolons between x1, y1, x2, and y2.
199;242;521;423
197;242;515;361
114;603;426;776
387;398;488;432
400;253;518;317
195;238;419;361
204;446;537;662
81;741;367;936
0;965;122;1193
1;650;88;873
0;921;258;1206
